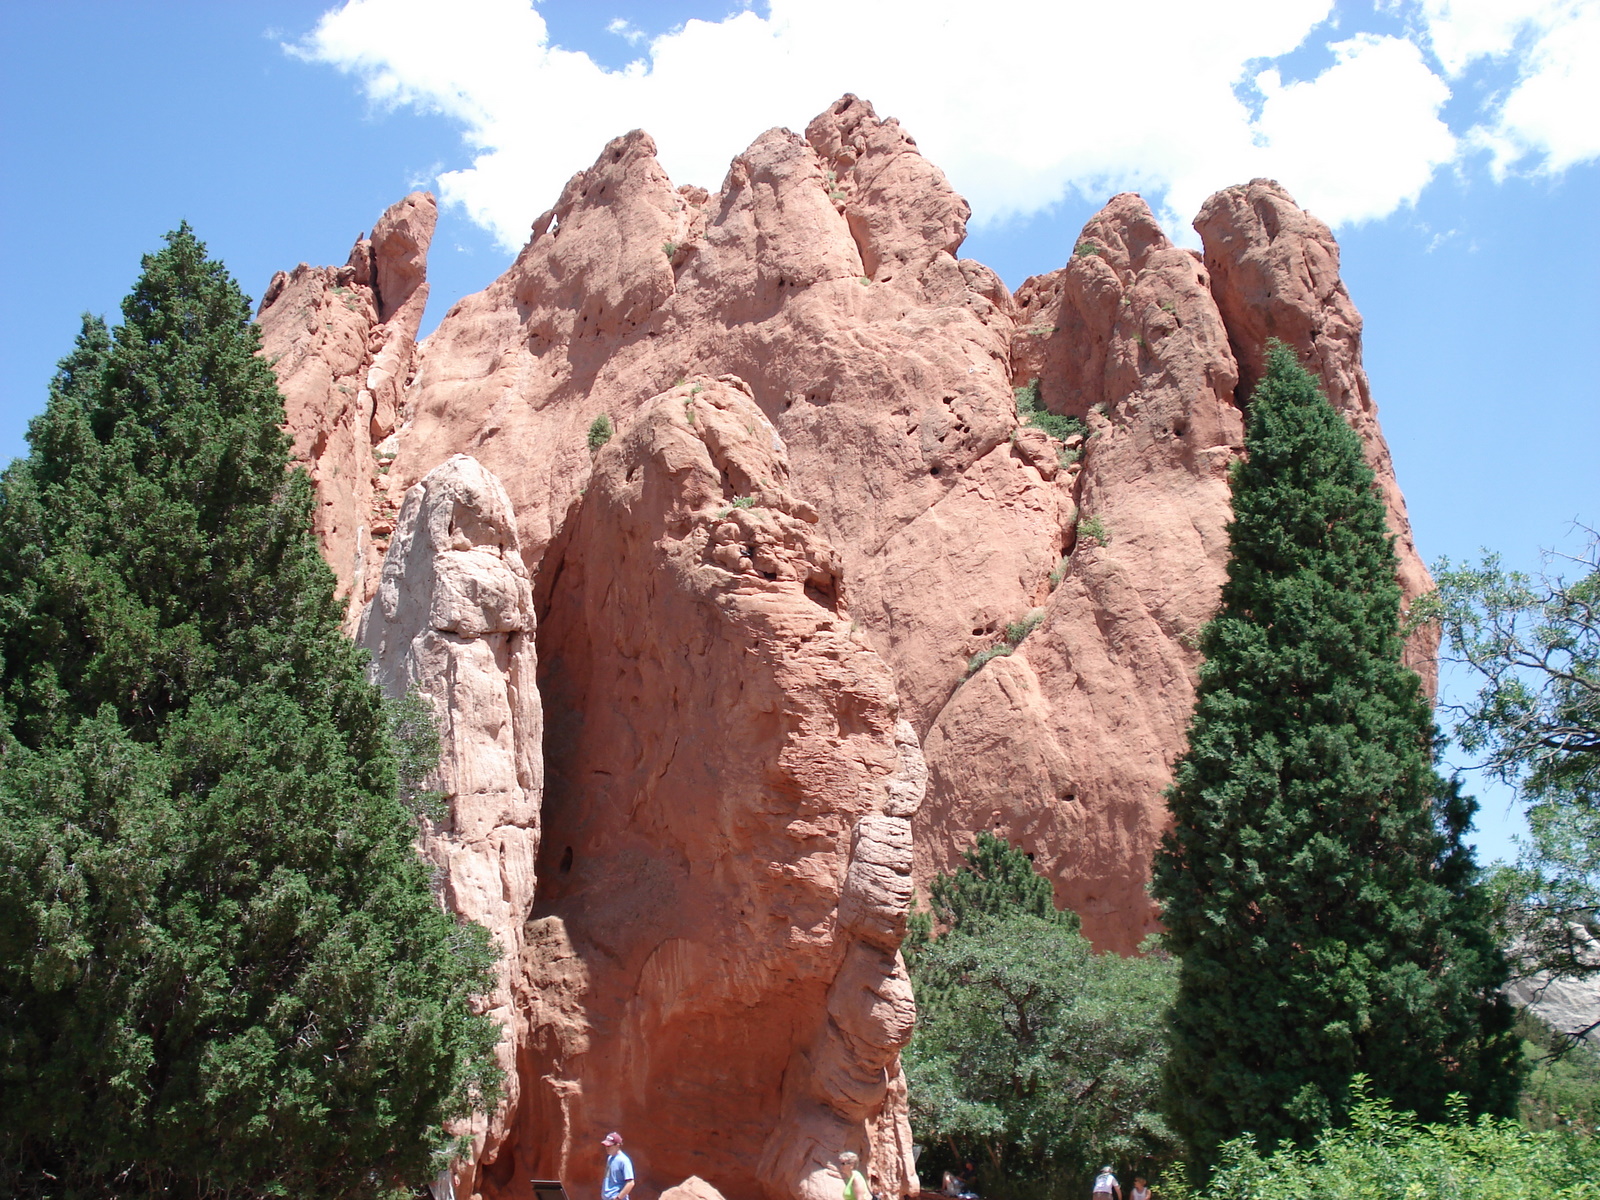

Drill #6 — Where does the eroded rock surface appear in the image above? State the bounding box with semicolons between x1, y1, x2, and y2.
357;455;542;1193
258;191;437;624
921;194;1245;950
515;379;919;1200
378;96;1068;733
263;96;1440;1196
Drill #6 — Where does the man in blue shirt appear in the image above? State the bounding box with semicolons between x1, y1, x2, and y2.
602;1132;635;1200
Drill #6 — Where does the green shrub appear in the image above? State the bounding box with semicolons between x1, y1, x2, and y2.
662;241;678;259
966;611;1045;679
1077;515;1110;547
1049;555;1070;591
1015;378;1089;443
587;412;613;451
1163;1081;1600;1199
1519;1012;1600;1136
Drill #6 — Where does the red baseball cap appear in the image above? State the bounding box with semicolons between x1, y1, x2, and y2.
602;1132;623;1146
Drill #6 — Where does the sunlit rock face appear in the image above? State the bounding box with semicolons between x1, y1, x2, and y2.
523;378;920;1200
258;191;437;628
267;95;1432;1200
357;454;542;1193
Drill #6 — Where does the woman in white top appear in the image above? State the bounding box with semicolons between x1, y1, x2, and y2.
1131;1176;1152;1200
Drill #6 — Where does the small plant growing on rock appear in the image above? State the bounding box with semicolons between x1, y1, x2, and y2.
586;413;613;452
1049;555;1070;591
1015;378;1089;443
730;495;756;509
1075;241;1103;258
1058;444;1082;470
1077;515;1110;547
662;241;678;260
964;609;1046;679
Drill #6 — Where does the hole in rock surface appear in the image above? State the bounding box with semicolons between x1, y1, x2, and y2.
559;845;574;874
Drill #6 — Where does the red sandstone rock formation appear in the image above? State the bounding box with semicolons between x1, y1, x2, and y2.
258;191;436;624
371;97;1065;736
263;95;1438;1197
919;194;1245;951
521;379;920;1200
357;454;543;1191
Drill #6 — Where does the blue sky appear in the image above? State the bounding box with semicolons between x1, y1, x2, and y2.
3;0;1595;859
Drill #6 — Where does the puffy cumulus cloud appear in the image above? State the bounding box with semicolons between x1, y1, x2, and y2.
293;0;1585;251
1418;0;1600;173
1249;35;1456;225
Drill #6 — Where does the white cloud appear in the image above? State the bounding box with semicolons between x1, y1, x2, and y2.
1249;35;1456;225
294;0;1592;252
1418;0;1600;173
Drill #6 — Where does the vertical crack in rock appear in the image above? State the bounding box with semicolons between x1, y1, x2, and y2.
357;455;543;1196
527;379;921;1200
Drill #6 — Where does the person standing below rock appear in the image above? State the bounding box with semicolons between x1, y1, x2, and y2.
1092;1166;1121;1200
602;1132;634;1200
838;1151;870;1200
1130;1176;1151;1200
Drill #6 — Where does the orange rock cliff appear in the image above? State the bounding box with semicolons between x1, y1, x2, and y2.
258;95;1435;1200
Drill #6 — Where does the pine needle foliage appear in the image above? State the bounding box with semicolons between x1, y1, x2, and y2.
0;228;499;1198
1150;342;1520;1173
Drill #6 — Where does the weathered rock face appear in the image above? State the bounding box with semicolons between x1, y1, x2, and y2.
515;379;919;1200
357;454;542;1193
1508;926;1600;1048
265;95;1438;1198
919;193;1245;951
258;191;436;624
377;96;1067;735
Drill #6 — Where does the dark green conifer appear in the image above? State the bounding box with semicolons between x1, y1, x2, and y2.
1150;342;1519;1170
0;228;498;1198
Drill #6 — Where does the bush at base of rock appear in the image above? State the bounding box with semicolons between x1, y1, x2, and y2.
1161;1082;1600;1200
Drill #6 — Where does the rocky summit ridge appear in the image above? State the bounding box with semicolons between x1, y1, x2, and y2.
258;94;1435;1200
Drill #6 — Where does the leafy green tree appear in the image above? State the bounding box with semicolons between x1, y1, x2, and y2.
1151;342;1520;1171
1432;538;1599;986
0;228;499;1198
1517;1011;1600;1136
905;835;1178;1198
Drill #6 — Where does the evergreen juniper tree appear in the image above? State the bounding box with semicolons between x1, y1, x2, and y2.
0;228;499;1198
1150;342;1519;1171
